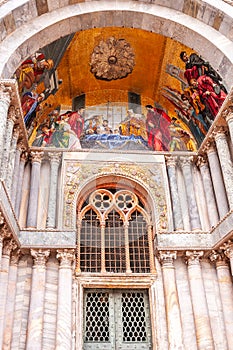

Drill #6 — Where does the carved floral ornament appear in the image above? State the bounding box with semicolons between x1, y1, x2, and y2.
90;37;135;80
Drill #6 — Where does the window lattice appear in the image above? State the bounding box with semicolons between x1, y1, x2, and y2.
80;209;101;272
79;189;153;274
128;211;150;273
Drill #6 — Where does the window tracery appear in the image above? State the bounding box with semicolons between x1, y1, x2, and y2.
77;189;155;274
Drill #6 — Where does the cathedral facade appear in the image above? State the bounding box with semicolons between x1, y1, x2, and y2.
0;1;233;349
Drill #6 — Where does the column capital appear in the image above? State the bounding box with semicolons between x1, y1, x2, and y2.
196;155;208;168
159;250;177;267
0;84;11;104
220;240;233;259
20;150;28;162
30;249;50;267
2;239;17;257
30;151;44;164
165;155;178;167
48;152;62;164
186;250;204;265
222;105;233;122
179;156;193;167
212;126;227;140
209;250;229;267
10;248;21;266
203;140;216;154
56;249;75;268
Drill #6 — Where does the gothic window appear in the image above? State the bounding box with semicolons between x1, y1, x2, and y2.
77;189;155;273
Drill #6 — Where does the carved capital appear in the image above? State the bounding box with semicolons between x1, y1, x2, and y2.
179;156;193;168
159;251;177;267
2;239;17;256
165;156;178;168
31;249;50;267
186;250;203;265
56;249;75;268
209;250;229;267
196;155;207;168
203;140;216;154
30;151;44;164
10;248;21;266
20;150;28;162
48;152;62;165
0;84;11;104
212;126;227;140
221;241;233;260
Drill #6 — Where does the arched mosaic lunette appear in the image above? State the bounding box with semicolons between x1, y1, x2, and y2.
1;2;233;88
62;160;171;232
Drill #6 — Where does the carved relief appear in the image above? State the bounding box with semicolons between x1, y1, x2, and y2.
90;37;135;80
63;161;168;232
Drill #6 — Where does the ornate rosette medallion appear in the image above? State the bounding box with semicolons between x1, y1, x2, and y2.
90;37;135;80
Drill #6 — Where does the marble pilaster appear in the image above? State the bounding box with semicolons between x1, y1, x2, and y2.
0;84;11;166
46;152;61;228
3;249;21;350
210;251;233;349
26;151;44;228
26;249;50;350
186;251;214;350
165;156;183;230
196;156;219;227
180;157;201;230
159;251;184;350
0;239;17;349
14;151;28;216
5;126;20;192
0;106;17;180
56;249;75;350
214;127;233;209
205;141;229;218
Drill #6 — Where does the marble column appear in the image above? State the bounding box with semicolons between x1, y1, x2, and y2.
221;241;233;275
159;251;184;349
46;152;61;228
26;151;44;228
210;251;233;349
26;249;50;350
56;249;75;350
186;251;214;349
165;156;183;230
180;157;201;230
15;151;28;216
197;156;219;227
0;106;17;180
225;112;233;144
205;141;229;217
5;126;21;192
0;84;11;166
0;239;17;349
213;127;233;209
3;249;21;350
10;139;24;207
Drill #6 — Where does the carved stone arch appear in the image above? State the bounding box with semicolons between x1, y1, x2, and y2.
1;2;233;87
66;172;164;232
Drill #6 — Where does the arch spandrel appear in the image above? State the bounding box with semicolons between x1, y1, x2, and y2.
62;158;173;232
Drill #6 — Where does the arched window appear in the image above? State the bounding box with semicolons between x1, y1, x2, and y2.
76;189;155;273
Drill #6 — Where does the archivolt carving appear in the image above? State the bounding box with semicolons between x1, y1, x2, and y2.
63;161;168;232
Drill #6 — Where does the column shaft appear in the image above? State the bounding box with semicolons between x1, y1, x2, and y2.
206;144;229;217
26;152;44;228
160;251;184;349
15;152;27;216
214;129;233;209
166;157;183;230
56;249;75;350
0;85;11;165
180;157;201;230
46;153;61;228
186;251;214;349
26;249;50;350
